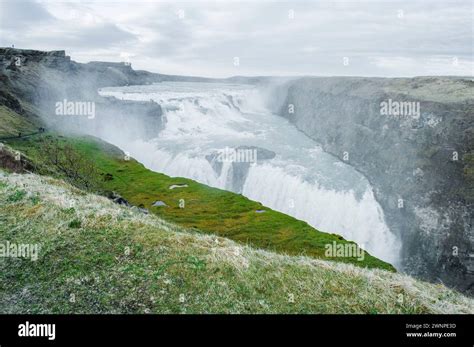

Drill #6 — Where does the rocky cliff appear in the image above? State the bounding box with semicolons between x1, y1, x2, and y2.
273;76;473;294
0;48;164;140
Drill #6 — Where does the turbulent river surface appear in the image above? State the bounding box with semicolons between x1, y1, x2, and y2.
99;82;401;265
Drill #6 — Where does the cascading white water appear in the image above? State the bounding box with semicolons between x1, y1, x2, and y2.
99;82;401;266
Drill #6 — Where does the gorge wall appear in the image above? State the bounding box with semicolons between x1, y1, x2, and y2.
272;76;473;294
0;48;164;141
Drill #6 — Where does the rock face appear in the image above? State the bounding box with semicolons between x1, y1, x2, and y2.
273;76;474;294
206;146;276;193
0;144;35;173
107;191;130;207
0;48;164;141
2;49;71;71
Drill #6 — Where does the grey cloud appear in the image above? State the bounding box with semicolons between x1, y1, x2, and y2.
39;23;137;49
0;0;54;28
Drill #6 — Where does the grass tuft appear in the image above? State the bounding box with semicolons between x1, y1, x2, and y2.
7;189;27;202
68;219;82;229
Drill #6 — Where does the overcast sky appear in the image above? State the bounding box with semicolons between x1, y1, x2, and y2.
0;0;472;77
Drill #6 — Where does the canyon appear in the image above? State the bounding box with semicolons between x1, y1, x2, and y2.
1;48;472;294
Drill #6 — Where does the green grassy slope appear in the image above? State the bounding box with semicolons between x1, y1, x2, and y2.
0;105;37;138
0;172;472;314
5;135;395;271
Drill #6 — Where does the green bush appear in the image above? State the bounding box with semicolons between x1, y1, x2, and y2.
68;218;82;229
7;189;26;202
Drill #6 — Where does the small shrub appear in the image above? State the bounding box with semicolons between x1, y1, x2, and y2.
68;219;82;229
30;193;41;205
38;138;100;192
7;189;27;202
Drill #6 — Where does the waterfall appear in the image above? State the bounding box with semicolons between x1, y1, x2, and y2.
99;82;401;266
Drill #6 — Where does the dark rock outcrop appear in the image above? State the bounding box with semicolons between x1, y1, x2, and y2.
107;191;130;207
0;144;35;173
206;146;276;193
